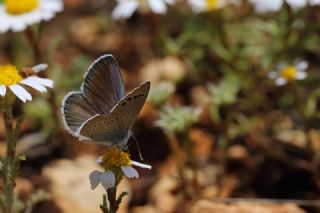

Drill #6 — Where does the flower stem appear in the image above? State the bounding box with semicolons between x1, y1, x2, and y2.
100;187;119;213
107;187;118;212
2;103;16;213
166;132;191;199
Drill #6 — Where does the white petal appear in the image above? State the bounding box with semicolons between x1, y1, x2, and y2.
32;64;48;73
165;0;176;4
21;78;47;93
121;166;139;178
111;1;139;19
148;0;167;14
295;60;308;71
100;171;115;189
286;0;307;9
310;0;320;5
275;77;288;86
10;17;28;32
89;170;102;190
40;0;64;12
249;0;283;13
9;84;32;102
0;85;6;97
132;161;152;169
96;156;103;163
296;71;307;80
27;76;54;88
188;0;206;12
0;13;10;33
268;71;278;79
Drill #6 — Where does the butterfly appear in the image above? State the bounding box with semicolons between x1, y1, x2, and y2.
61;54;150;147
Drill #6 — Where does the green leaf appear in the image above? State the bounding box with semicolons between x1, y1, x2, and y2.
116;191;129;206
18;154;26;161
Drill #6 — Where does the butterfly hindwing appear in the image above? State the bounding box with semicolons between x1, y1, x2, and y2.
82;54;126;114
61;92;98;134
79;113;130;146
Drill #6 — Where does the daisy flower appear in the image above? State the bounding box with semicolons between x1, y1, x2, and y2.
187;0;227;12
0;0;63;33
249;0;283;13
268;60;308;86
89;148;151;190
111;0;175;20
310;0;320;5
0;63;54;102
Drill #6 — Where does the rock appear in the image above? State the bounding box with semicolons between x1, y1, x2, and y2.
149;175;180;213
43;155;131;213
189;200;306;213
140;57;186;85
69;17;99;50
227;145;249;160
132;205;161;213
276;129;307;148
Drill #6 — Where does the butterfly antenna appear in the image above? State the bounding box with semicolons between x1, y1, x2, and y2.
131;133;143;161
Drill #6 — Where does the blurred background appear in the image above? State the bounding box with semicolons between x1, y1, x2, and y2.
1;0;320;212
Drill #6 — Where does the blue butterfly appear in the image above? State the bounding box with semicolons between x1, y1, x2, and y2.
61;54;150;147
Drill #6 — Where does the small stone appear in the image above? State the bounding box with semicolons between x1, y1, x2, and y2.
140;57;186;84
149;176;179;213
69;17;99;50
227;145;249;160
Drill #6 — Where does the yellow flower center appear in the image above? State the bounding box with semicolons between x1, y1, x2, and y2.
280;66;297;80
207;0;219;10
101;148;131;170
0;65;22;86
5;0;39;15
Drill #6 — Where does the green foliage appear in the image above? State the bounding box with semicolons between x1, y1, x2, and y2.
24;97;53;134
156;105;200;134
208;73;241;122
148;82;175;108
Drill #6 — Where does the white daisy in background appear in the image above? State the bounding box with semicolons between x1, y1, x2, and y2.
0;0;63;33
268;60;308;86
111;0;175;20
0;63;54;102
89;148;152;190
310;0;320;5
249;0;283;13
249;0;320;13
187;0;227;12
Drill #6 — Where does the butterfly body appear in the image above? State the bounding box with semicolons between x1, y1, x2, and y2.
61;54;150;147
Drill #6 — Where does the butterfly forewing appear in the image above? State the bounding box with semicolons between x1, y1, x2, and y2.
79;81;150;146
82;55;126;114
111;81;150;129
62;92;98;134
